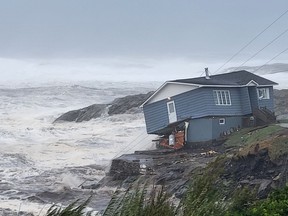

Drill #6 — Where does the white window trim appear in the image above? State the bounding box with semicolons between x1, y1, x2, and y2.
219;118;225;125
257;88;270;100
213;90;232;106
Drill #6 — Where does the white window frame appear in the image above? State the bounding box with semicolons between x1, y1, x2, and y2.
213;90;231;105
257;88;270;100
219;118;225;125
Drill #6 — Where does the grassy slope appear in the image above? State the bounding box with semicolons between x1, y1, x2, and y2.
225;124;288;161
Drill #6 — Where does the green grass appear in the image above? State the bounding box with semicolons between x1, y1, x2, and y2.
45;197;95;216
224;125;283;149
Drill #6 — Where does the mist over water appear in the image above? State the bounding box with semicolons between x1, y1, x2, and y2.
0;58;287;88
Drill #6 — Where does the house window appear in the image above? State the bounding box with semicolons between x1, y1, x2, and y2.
258;88;270;100
213;90;231;105
219;118;225;125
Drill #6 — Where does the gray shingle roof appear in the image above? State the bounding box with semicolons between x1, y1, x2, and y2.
171;70;278;86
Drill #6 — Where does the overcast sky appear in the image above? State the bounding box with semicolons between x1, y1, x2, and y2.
0;0;288;83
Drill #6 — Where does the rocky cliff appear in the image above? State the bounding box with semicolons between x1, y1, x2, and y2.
85;125;288;215
274;89;288;119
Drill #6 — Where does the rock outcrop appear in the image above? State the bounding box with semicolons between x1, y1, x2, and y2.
54;91;154;123
274;89;288;119
54;104;107;122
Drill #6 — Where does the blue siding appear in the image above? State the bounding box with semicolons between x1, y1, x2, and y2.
258;86;274;112
187;116;242;142
187;118;212;142
143;100;169;133
173;87;247;120
248;86;259;110
240;87;252;114
211;116;242;140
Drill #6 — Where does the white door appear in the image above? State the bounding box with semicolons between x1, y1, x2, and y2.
167;101;177;123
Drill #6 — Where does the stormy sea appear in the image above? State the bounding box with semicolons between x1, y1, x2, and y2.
0;81;157;215
0;62;288;215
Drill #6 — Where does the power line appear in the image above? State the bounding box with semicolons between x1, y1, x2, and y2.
235;27;288;70
214;8;288;74
78;131;151;187
253;47;288;73
111;130;148;160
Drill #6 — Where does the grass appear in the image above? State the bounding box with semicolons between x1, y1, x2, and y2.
224;125;283;149
45;197;95;216
229;125;288;161
102;183;176;216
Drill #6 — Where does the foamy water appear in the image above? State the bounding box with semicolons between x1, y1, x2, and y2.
0;66;287;214
0;81;156;215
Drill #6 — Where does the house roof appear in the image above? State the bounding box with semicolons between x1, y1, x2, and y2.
171;70;278;86
141;70;278;107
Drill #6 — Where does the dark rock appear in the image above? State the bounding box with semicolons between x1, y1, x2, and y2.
54;104;107;123
109;158;140;180
0;209;35;216
54;92;154;123
257;179;272;199
81;183;101;190
108;92;153;115
274;89;288;119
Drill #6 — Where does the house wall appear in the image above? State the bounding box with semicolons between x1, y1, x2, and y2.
240;87;252;114
258;86;274;112
174;87;251;120
248;86;259;110
143;99;169;133
143;86;252;134
186;116;242;143
187;118;212;142
211;116;242;140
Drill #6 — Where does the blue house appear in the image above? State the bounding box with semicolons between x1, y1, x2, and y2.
141;70;278;144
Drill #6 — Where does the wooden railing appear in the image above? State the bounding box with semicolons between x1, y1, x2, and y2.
253;107;276;125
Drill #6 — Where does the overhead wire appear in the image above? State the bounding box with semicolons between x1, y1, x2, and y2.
235;27;288;70
78;130;151;187
214;8;288;74
252;47;288;73
111;130;148;160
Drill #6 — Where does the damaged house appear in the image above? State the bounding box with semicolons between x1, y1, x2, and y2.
141;69;277;147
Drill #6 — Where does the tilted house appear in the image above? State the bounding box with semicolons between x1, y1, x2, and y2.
141;70;278;144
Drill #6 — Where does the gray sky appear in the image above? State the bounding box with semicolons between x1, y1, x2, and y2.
0;1;288;61
0;0;288;85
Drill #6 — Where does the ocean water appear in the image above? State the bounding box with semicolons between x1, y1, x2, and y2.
0;81;157;215
0;64;287;215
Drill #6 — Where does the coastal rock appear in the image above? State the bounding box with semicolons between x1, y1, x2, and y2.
54;104;107;122
108;92;153;115
274;89;288;119
54;92;153;123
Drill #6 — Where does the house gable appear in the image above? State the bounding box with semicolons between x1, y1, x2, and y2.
246;80;259;86
142;82;199;106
